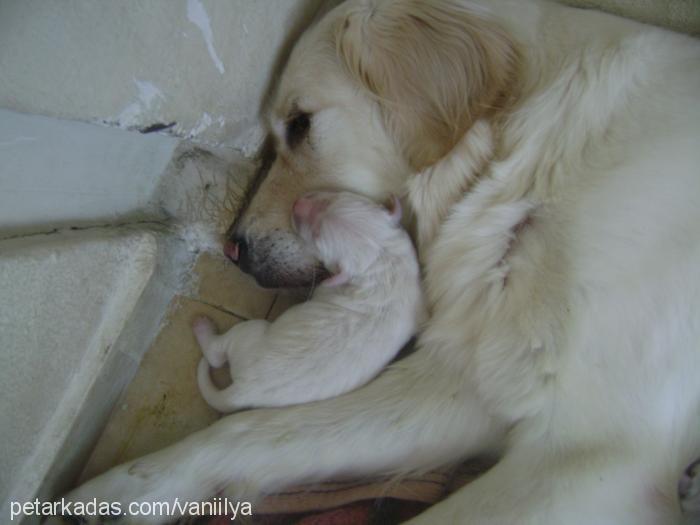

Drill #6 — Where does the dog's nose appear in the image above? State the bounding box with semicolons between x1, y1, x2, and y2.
224;237;243;264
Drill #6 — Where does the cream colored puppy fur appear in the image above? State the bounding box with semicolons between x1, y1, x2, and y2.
54;1;700;524
193;191;422;413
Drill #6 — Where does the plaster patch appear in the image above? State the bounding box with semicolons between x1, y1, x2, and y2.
187;0;225;75
189;113;213;138
115;79;165;128
233;123;266;157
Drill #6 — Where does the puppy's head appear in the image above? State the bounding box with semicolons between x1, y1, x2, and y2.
228;0;518;288
292;191;402;285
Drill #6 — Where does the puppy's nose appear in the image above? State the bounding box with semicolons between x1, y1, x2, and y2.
224;237;244;264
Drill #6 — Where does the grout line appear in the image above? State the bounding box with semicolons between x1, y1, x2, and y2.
0;219;171;242
185;297;248;320
265;294;279;320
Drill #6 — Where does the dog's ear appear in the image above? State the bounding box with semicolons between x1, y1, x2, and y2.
335;0;518;171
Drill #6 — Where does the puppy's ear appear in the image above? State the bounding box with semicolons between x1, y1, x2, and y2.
336;0;518;171
321;267;351;287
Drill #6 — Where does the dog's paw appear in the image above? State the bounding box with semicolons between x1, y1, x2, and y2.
46;454;203;525
680;458;700;515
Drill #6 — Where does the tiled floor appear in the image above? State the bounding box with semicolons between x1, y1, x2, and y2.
79;252;302;482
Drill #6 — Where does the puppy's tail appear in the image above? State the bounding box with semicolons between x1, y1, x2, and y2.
197;358;240;413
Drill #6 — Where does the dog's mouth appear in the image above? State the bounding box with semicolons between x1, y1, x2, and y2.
224;230;330;289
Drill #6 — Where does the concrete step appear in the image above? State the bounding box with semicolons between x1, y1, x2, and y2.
0;229;157;517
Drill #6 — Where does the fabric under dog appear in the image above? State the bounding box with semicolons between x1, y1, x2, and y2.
204;459;494;524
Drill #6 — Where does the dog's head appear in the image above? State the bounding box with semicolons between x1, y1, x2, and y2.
227;0;517;288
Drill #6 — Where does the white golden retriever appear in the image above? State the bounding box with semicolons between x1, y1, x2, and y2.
56;0;700;523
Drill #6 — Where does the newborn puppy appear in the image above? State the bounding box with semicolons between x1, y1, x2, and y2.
192;191;423;412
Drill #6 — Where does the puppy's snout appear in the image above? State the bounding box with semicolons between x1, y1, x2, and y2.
292;196;315;226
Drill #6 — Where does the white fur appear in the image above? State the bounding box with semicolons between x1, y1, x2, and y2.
193;191;423;413
53;1;700;524
406;118;494;257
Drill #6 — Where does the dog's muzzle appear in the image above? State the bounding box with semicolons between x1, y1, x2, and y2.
224;229;328;289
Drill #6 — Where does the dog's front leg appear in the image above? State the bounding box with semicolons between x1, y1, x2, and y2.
54;350;504;524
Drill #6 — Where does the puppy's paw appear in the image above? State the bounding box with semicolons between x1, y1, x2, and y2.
680;458;700;515
192;316;216;348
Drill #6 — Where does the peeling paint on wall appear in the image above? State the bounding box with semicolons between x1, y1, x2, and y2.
187;0;225;75
188;112;212;138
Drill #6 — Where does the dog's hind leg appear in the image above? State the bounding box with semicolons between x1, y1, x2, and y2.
193;316;269;369
405;442;684;525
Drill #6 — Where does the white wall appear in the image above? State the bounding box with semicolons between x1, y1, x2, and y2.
0;0;695;162
0;0;327;154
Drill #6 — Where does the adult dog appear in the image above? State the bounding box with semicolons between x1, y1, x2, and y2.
58;0;700;523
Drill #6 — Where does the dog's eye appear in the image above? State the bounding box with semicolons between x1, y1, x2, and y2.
286;112;311;149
